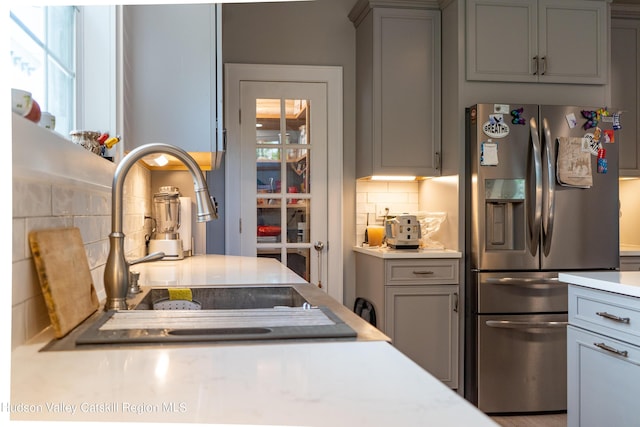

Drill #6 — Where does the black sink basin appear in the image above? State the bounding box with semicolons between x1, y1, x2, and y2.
73;286;357;346
134;286;309;310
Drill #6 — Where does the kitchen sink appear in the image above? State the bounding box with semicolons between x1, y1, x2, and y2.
72;285;357;346
134;286;309;310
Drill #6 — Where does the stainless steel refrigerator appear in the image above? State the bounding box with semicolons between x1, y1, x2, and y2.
464;103;620;413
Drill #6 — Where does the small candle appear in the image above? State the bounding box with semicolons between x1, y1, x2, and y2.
367;226;385;247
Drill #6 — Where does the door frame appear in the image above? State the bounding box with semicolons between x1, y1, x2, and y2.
225;63;344;303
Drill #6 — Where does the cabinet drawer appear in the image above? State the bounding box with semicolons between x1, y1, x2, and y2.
385;259;458;285
568;326;640;427
569;285;640;345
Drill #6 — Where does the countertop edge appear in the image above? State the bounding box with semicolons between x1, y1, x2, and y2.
353;246;462;259
559;271;640;298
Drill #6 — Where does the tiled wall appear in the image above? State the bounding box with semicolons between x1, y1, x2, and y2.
355;180;419;245
11;117;151;349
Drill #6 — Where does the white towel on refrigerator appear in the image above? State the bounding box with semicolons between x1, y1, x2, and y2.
556;136;593;188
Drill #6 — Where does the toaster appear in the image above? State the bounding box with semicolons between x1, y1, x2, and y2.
385;214;422;249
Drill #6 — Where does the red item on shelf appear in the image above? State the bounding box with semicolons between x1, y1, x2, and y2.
257;225;281;237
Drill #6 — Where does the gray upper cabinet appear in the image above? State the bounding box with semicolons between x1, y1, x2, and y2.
612;9;640;176
466;0;607;84
122;4;223;167
350;1;441;178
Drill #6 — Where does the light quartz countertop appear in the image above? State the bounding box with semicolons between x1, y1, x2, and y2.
559;271;640;298
10;255;497;426
353;245;462;259
620;244;640;256
131;254;309;287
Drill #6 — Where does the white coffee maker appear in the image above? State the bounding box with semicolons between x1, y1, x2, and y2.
148;186;184;260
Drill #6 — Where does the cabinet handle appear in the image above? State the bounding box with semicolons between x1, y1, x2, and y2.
532;56;539;75
453;292;459;313
223;128;228;151
412;270;434;275
596;311;630;324
594;342;629;358
541;56;547;75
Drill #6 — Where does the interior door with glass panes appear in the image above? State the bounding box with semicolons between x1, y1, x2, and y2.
239;81;327;285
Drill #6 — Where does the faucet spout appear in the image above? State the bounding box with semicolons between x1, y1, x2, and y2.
104;143;217;310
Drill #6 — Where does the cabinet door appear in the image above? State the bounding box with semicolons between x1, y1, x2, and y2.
122;4;221;156
538;0;607;84
371;8;441;177
567;326;640;427
466;0;607;84
466;0;538;82
237;80;330;289
385;285;458;388
612;18;640;176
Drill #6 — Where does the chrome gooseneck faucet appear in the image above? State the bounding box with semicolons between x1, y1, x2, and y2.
104;143;218;310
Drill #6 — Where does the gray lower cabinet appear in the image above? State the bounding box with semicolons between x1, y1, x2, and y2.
568;285;640;427
355;254;459;388
620;256;640;271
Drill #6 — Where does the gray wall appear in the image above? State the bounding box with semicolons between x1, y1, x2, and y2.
221;0;358;306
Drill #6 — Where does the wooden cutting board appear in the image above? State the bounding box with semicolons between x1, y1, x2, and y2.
29;227;100;338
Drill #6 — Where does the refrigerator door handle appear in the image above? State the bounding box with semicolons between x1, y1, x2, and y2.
485;277;560;287
527;117;543;256
485;320;568;329
541;117;556;257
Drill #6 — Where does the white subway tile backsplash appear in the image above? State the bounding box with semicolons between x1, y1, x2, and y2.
123;213;145;237
12;162;150;349
11;259;41;306
367;191;408;204
24;296;51;343
74;216;110;244
355;180;421;245
51;186;74;216
133;197;149;216
388;182;419;193
13;180;52;217
91;264;107;302
355;202;374;215
13;219;25;262
25;216;74;240
390;204;420;215
90;191;111;215
11;304;26;350
356;181;389;193
72;188;93;215
85;240;109;270
12;117;152;349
